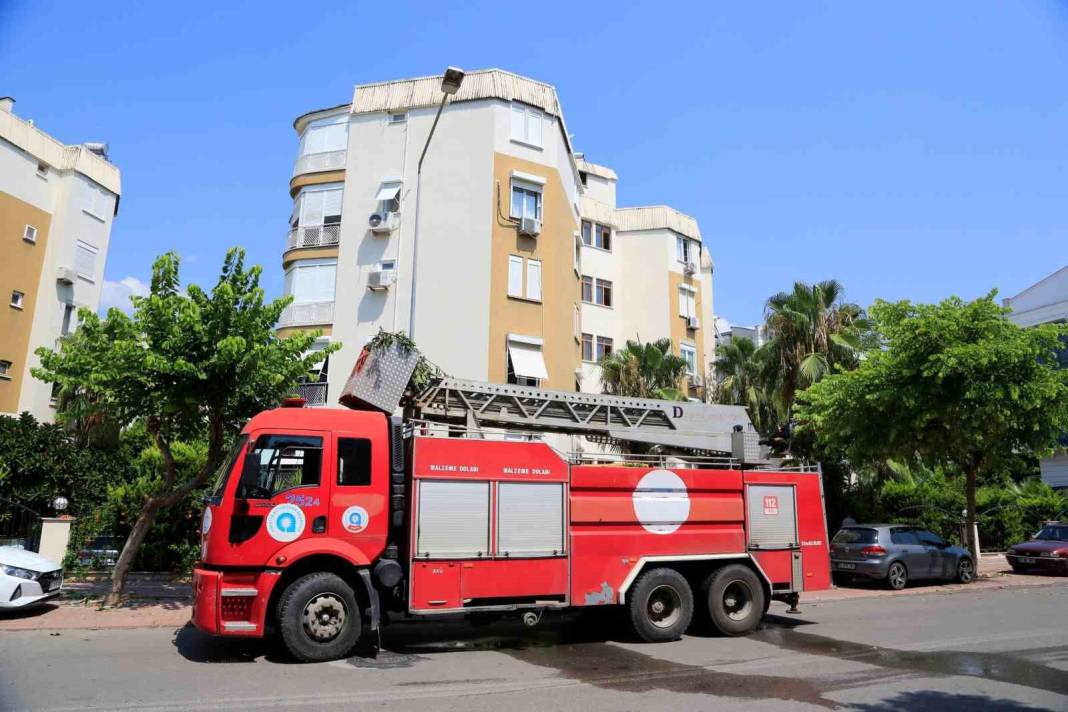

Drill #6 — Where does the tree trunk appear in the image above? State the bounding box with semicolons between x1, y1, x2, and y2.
964;466;979;562
104;499;160;606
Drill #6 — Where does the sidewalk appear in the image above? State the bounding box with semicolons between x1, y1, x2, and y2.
0;556;1062;632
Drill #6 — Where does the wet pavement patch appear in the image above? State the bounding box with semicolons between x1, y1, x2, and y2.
752;626;1068;697
504;642;839;709
344;650;426;669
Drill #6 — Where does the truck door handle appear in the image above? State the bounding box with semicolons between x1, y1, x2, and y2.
312;516;327;534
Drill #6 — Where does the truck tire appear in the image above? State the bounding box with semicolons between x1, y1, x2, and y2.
701;564;765;636
278;572;361;662
627;567;694;642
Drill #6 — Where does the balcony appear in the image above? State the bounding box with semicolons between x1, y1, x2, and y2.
293;150;346;178
294;381;328;406
287;224;341;252
278;300;334;328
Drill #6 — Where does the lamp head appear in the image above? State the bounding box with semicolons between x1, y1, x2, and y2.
441;66;465;96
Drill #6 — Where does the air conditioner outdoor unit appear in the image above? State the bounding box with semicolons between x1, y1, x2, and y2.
684;261;697;276
519;217;541;237
368;269;395;291
686;315;700;330
56;266;77;285
369;212;398;234
690;373;704;387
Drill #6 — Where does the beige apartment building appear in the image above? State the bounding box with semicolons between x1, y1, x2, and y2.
279;69;713;405
0;97;121;420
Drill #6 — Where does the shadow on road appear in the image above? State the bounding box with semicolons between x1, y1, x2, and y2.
0;602;59;620
851;691;1054;712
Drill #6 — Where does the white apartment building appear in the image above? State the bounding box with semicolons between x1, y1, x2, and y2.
1004;266;1068;488
280;69;712;406
0;97;121;420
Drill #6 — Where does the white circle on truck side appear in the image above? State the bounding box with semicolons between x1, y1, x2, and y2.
266;504;305;542
202;507;212;535
341;505;370;534
632;469;690;535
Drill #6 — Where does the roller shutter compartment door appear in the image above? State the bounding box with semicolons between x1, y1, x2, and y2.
497;483;565;557
746;485;798;550
416;481;490;558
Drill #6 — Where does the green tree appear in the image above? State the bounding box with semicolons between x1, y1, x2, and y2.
712;336;771;432
761;280;868;430
599;338;689;400
796;292;1068;559
33;249;338;603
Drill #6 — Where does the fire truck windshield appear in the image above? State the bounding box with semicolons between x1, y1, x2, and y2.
209;435;248;501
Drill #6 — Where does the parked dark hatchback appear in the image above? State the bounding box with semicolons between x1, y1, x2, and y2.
1006;523;1068;574
830;525;975;590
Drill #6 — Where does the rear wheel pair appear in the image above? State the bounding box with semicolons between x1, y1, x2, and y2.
627;565;765;642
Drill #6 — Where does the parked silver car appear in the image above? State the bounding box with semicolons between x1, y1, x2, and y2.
830;524;975;590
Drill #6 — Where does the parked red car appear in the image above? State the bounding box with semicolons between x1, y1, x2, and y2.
1006;523;1068;574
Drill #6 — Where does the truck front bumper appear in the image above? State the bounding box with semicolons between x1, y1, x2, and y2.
192;566;281;637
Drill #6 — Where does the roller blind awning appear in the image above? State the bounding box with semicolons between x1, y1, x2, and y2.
507;336;548;380
375;182;402;201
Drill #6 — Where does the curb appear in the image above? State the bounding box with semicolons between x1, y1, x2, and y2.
802;575;1064;605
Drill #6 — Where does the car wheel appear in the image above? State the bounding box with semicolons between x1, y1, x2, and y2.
627;567;694;642
278;572;361;662
701;564;766;637
886;561;908;590
1009;563;1025;574
956;557;975;584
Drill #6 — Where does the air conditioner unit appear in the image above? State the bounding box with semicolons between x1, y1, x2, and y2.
368;269;395;291
369;212;398;234
686;315;700;330
684;261;697;276
690;373;704;387
519;217;541;237
56;266;77;285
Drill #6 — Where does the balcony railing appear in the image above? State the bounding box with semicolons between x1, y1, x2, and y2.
294;381;328;406
287;224;341;251
278;301;334;328
293;150;346;177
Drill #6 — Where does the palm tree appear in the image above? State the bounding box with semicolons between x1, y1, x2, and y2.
761;280;868;425
712;336;771;432
599;338;689;400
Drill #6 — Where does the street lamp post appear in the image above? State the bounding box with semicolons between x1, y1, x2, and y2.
408;66;465;339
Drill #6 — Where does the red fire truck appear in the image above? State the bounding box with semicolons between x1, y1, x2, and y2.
193;348;831;662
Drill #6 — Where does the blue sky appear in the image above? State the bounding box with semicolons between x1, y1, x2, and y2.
1;1;1065;326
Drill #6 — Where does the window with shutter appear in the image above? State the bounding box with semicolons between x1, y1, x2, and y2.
526;259;542;301
75;241;98;281
510;104;543;148
508;256;523;298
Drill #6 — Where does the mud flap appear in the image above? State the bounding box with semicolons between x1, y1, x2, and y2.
358;569;380;632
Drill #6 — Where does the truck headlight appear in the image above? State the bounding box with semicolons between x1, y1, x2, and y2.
1;565;36;580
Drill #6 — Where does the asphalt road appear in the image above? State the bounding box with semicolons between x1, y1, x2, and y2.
1;584;1066;711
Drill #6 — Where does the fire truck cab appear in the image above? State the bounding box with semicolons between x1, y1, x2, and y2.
193;396;831;662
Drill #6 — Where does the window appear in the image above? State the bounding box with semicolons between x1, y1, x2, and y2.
581;333;594;362
36;161;47;178
510;103;543;148
379;259;396;272
337;438;372;487
10;291;23;309
23;225;37;243
82;183;111;220
676;236;697;267
831;527;878;545
284;259;337;304
581;221;611;250
507;255;541;301
388;113;407;124
506;336;548;388
890;528;920;545
526;259;542;301
678;285;697;318
295;185;344;227
579;171;588;187
75;241;98;282
680;343;697;375
916;530;945;548
510;183;542;220
61;304;76;335
595;278;612;307
298;116;347;156
581;275;593;303
596;336;614;361
374;182;402;215
0;360;11;379
236;434;323;499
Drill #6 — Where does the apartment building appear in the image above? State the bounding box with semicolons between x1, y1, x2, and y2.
1004;266;1068;488
280;69;712;405
0;97;121;420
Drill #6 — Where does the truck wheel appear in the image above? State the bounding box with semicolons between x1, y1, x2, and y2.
701;564;765;636
627;567;693;642
278;572;361;662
